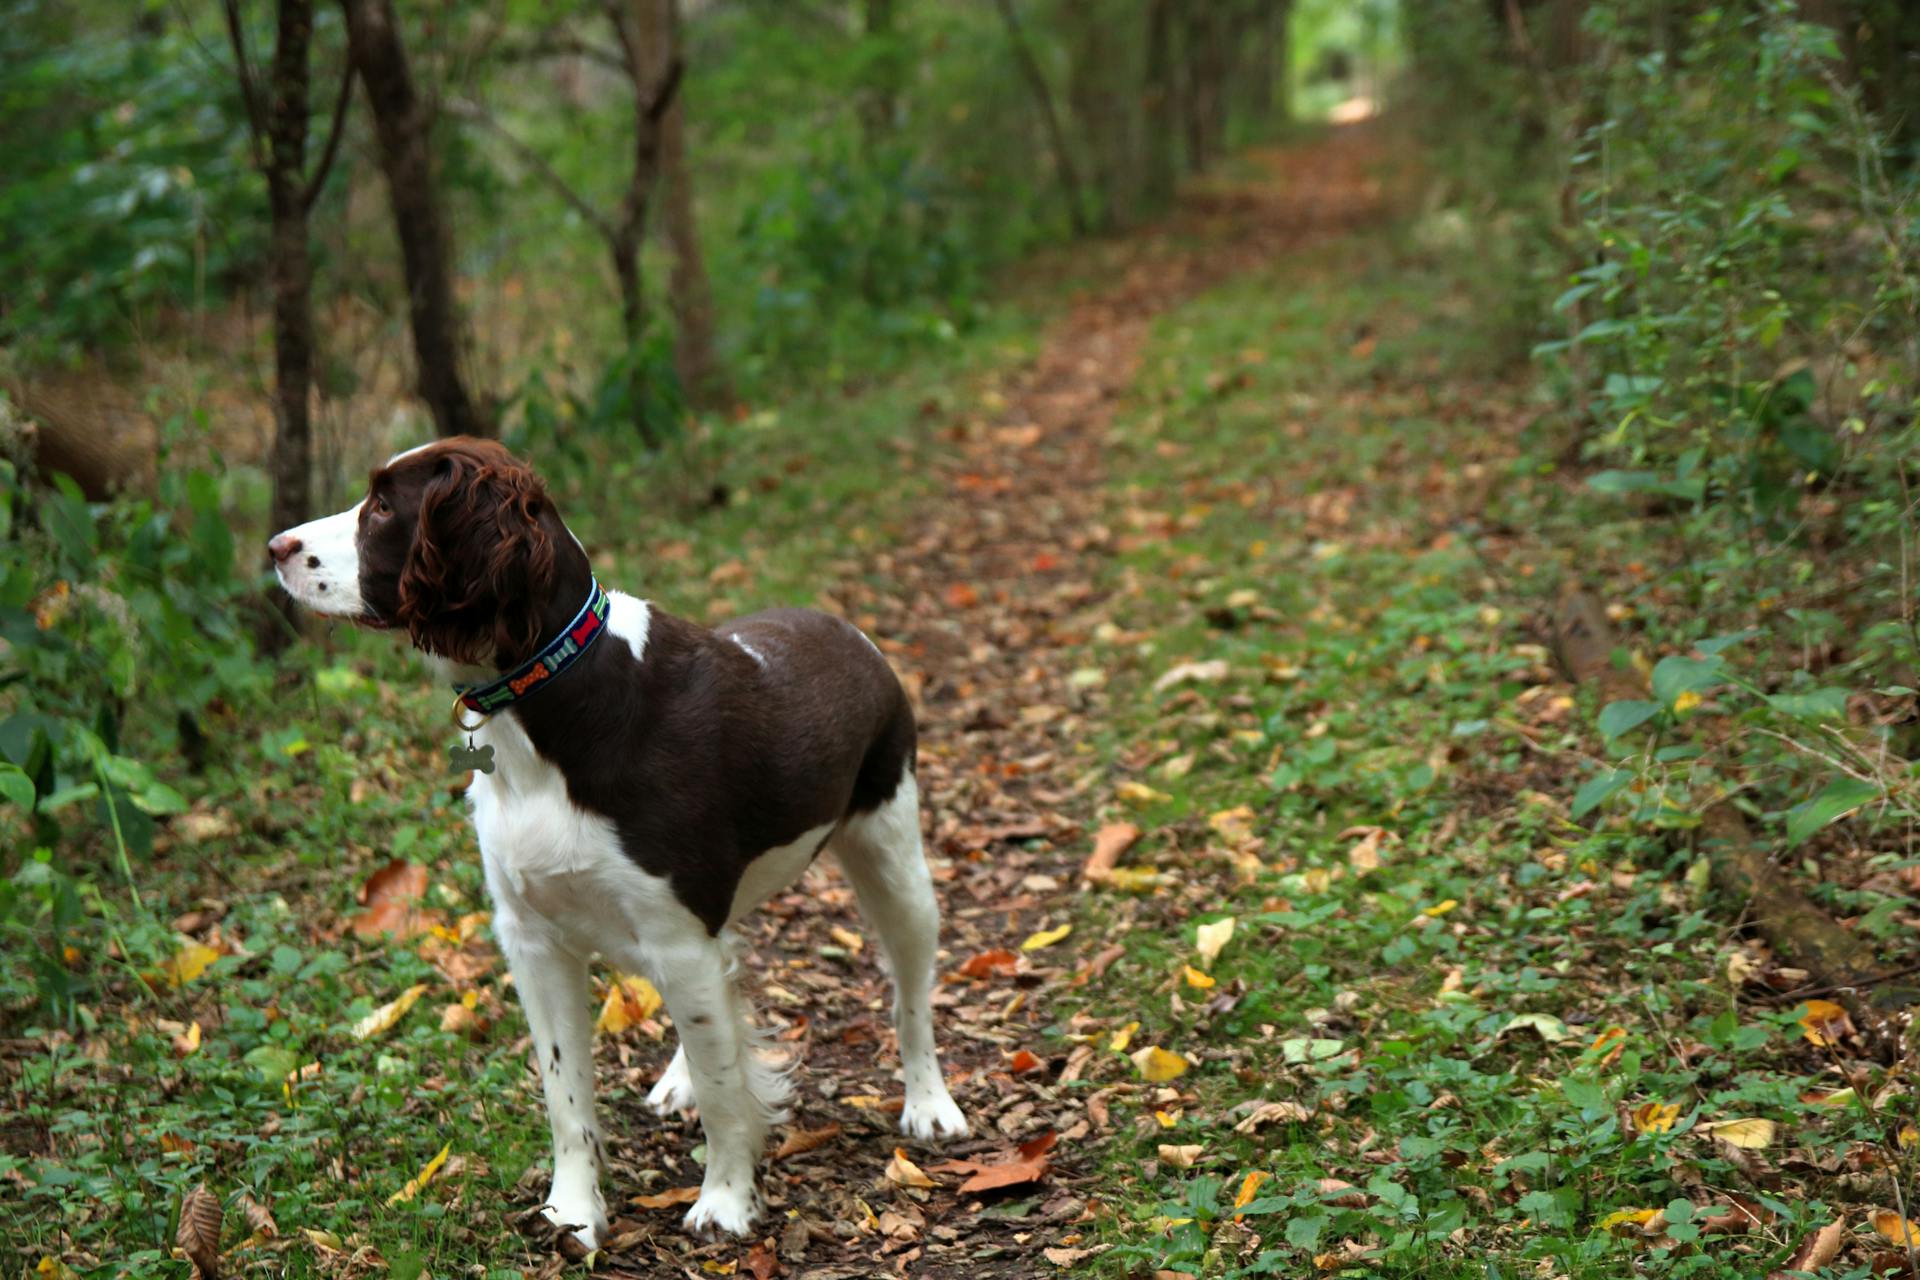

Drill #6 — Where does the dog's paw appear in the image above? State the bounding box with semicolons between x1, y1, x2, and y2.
540;1187;607;1252
900;1090;969;1141
647;1048;695;1115
682;1181;759;1239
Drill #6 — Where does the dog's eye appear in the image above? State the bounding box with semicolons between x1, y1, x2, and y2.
369;496;392;519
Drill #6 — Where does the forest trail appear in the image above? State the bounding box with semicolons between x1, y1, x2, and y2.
590;125;1390;1280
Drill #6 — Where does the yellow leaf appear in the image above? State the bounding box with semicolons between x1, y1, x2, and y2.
173;1021;202;1057
702;1261;738;1275
160;938;222;987
1899;1124;1917;1149
1208;806;1257;845
1130;1045;1190;1082
35;1259;80;1280
1300;867;1333;894
1672;688;1703;714
1183;965;1216;990
885;1147;935;1189
1195;916;1235;968
829;925;865;954
1600;1208;1663;1235
1117;781;1172;807
1632;1101;1681;1134
1233;1171;1270;1216
1698;1117;1776;1149
1104;866;1169;892
1421;900;1459;918
1153;1109;1180;1129
387;1142;451;1205
1021;923;1072;952
597;973;664;1035
1158;1143;1204;1169
1874;1210;1920;1247
1109;1020;1140;1052
1798;999;1854;1047
350;984;428;1041
302;1228;343;1252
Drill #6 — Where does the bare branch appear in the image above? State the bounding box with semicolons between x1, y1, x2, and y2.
496;34;628;73
304;59;356;213
443;98;616;244
220;0;269;168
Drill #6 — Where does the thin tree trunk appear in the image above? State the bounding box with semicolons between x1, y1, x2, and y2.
660;74;728;410
340;0;490;438
1142;0;1176;209
991;0;1089;236
1066;0;1125;231
1179;0;1223;173
859;0;898;148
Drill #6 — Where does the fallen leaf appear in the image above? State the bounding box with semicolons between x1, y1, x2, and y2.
1153;659;1230;693
1182;965;1215;990
1104;866;1170;892
173;1021;202;1057
1873;1210;1920;1247
440;1002;481;1035
1316;1178;1370;1208
1021;923;1072;952
773;1123;841;1160
828;925;864;954
387;1142;451;1205
744;1239;780;1280
1233;1100;1311;1133
958;948;1020;979
633;1186;702;1209
1497;1012;1569;1043
885;1147;936;1189
1586;1026;1627;1067
1130;1046;1190;1081
597;973;664;1035
1081;822;1141;883
1698;1117;1776;1149
160;938;223;988
1421;899;1459;918
1632;1101;1682;1135
1158;1143;1204;1169
1770;1218;1845;1279
927;1131;1055;1193
302;1228;343;1252
1344;826;1392;872
1233;1170;1270;1217
1207;806;1258;846
237;1193;277;1241
176;1183;222;1280
350;984;428;1041
1798;999;1855;1047
1007;1048;1044;1074
1109;1020;1140;1052
1116;781;1173;807
1195;916;1235;967
1043;1245;1109;1266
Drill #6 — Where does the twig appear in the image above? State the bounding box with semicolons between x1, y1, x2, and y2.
443;98;616;242
303;60;357;214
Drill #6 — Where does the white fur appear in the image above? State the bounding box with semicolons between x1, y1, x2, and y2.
606;591;651;663
271;501;366;616
731;636;769;668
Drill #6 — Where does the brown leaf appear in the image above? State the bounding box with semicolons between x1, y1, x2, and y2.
928;1131;1056;1194
744;1240;780;1280
1770;1218;1846;1280
237;1192;277;1241
957;948;1020;980
885;1148;936;1189
1798;999;1855;1047
1698;1193;1769;1235
348;860;436;939
1316;1178;1370;1208
176;1183;222;1280
632;1185;702;1210
1081;822;1141;883
1007;1049;1044;1075
772;1123;841;1161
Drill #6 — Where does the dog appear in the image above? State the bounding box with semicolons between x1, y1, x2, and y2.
268;437;967;1246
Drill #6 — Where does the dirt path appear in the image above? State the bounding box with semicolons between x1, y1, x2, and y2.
592;128;1384;1279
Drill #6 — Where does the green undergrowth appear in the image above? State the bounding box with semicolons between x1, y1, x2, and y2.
1062;231;1918;1277
0;309;1038;1276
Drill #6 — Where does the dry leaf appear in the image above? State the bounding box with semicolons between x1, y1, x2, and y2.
1020;923;1072;952
597;973;664;1035
957;949;1020;979
927;1131;1055;1193
350;984;428;1041
1158;1144;1204;1169
1316;1179;1370;1208
1195;916;1235;967
1632;1101;1681;1134
1770;1218;1845;1280
1109;1020;1140;1052
885;1148;936;1189
1116;781;1173;807
1007;1048;1044;1074
1234;1100;1312;1133
633;1186;703;1210
828;925;864;954
1343;826;1392;872
160;939;223;988
348;859;433;939
387;1142;451;1205
1698;1117;1776;1149
773;1123;841;1160
1105;866;1170;892
1798;999;1855;1047
237;1193;277;1241
176;1183;222;1280
1182;965;1215;990
173;1021;203;1057
1130;1046;1190;1081
1207;806;1257;846
1082;822;1141;883
1873;1210;1920;1247
1233;1171;1270;1217
1152;659;1230;692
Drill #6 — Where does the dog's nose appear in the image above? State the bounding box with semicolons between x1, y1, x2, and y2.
267;533;303;565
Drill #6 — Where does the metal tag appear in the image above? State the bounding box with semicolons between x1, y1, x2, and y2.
450;741;496;775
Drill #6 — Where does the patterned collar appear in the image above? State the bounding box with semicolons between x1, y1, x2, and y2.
453;579;610;716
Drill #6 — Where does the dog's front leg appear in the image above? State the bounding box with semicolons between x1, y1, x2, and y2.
499;915;606;1249
653;935;772;1238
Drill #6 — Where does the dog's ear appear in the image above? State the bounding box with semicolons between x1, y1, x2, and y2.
397;445;556;667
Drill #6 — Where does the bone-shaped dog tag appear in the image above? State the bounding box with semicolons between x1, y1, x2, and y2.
449;741;496;775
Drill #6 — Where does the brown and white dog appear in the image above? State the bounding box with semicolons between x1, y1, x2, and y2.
268;438;967;1246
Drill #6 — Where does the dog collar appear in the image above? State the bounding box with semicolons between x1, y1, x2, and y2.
453;579;610;717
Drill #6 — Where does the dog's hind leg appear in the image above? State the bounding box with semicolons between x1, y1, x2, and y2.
833;769;968;1141
646;1044;695;1114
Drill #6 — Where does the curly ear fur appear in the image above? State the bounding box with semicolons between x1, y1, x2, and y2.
396;443;557;667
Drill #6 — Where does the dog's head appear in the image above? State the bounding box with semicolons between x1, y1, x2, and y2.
269;438;572;668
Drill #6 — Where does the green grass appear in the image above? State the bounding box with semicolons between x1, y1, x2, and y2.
1052;234;1914;1278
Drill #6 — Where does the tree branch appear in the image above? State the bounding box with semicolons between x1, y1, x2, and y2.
444;98;616;244
496;34;628;73
220;0;269;169
304;58;357;213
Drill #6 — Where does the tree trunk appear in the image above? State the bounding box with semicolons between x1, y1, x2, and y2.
1179;0;1224;173
659;70;728;411
858;0;899;148
991;0;1089;236
607;0;684;444
1066;0;1127;231
1142;0;1176;209
340;0;490;438
266;0;316;565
